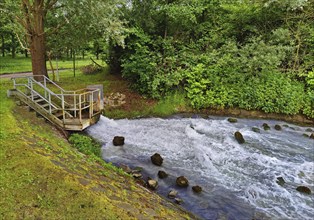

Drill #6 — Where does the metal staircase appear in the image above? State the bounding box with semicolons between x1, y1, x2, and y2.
8;75;103;131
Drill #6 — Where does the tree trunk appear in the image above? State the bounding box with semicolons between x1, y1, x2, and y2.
30;31;48;81
1;35;4;57
73;49;76;77
28;2;48;81
66;49;69;59
11;34;16;58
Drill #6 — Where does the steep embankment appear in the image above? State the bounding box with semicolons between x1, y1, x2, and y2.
0;79;196;219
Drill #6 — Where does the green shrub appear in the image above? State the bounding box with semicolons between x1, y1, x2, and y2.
120;29;313;118
302;89;314;118
68;133;101;157
185;64;310;116
151;91;188;116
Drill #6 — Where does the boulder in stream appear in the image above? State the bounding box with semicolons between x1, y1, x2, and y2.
296;186;311;194
263;123;270;131
158;170;168;179
168;190;178;199
252;127;261;133
274;124;282;131
192;185;202;193
276;177;285;186
228;118;238;123
151;153;163;166
175;198;183;205
305;128;313;132
176;176;189;187
148;179;158;190
132;173;142;179
113;136;125;146
234;131;245;144
302;133;309;138
310;133;314;139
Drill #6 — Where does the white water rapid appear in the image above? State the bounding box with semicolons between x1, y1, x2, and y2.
87;116;314;220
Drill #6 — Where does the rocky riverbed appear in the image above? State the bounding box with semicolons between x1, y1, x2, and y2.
87;115;314;220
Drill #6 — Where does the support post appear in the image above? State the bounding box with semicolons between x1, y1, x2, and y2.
79;94;82;123
89;93;93;119
62;94;65;122
48;93;52;113
44;77;47;98
30;78;34;100
74;92;77;118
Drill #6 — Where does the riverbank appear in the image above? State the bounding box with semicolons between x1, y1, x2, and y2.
1;70;312;219
0;78;199;219
175;109;313;126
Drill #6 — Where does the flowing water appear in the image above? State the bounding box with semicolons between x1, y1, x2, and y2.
87;116;314;220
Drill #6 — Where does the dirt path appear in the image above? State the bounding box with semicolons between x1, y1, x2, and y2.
0;69;68;79
0;72;33;78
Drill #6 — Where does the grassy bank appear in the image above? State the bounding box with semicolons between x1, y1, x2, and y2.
0;76;195;219
0;56;104;74
39;69;191;119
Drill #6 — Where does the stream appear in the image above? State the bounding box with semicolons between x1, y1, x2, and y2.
87;115;314;220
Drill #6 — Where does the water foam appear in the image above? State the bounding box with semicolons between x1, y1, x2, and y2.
87;116;314;219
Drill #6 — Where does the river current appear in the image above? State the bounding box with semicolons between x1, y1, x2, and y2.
87;116;314;220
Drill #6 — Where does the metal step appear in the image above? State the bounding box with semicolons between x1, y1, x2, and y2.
53;112;64;118
35;98;46;104
27;95;40;100
40;103;50;108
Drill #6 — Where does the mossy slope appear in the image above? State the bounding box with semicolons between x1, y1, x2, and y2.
0;79;195;219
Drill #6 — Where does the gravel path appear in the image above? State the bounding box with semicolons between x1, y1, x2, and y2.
0;69;68;79
0;72;33;79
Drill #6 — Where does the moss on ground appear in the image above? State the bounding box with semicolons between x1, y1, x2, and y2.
0;77;196;219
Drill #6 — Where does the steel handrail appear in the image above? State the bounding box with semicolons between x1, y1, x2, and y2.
15;84;60;113
11;75;101;124
12;75;94;94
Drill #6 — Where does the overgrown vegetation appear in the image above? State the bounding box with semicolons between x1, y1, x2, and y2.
109;0;314;118
69;133;102;157
80;64;103;74
0;77;195;219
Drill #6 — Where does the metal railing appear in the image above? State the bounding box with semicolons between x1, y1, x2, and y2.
11;75;101;124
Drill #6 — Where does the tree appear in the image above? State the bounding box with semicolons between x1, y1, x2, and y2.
1;0;125;80
0;5;12;57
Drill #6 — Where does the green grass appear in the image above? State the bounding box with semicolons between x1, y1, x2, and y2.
150;92;189;117
105;92;190;119
0;75;195;220
0;56;105;74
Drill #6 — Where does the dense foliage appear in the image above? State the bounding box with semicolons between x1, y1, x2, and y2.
109;0;314;118
69;133;101;157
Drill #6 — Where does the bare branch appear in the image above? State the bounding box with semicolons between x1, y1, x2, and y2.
21;0;32;11
15;32;30;51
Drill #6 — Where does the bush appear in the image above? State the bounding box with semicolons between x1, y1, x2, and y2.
80;64;102;74
302;89;314;118
119;29;313;118
68;133;101;157
121;31;184;98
